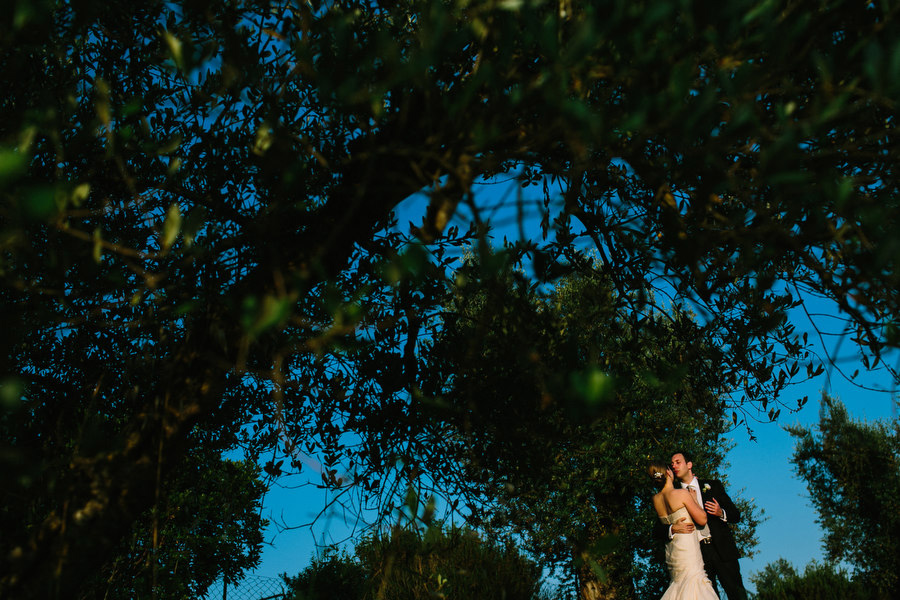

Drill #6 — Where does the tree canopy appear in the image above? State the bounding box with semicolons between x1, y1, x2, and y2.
787;397;900;597
2;0;899;596
79;455;267;599
411;259;764;597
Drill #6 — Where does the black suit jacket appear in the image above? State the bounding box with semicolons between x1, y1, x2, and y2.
653;478;742;563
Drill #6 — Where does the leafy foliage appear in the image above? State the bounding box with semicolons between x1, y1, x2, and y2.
80;455;267;599
750;558;869;600
282;549;368;600
2;0;899;596
282;525;548;600
786;397;900;598
411;259;763;598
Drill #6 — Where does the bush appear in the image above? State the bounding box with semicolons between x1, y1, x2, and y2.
282;549;367;600
359;526;545;600
750;559;874;600
283;525;548;600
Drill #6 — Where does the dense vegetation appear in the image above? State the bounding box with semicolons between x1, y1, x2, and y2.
2;0;899;598
742;398;900;600
283;525;547;600
751;559;868;600
782;398;900;598
409;263;763;596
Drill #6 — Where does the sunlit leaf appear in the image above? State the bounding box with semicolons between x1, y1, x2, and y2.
92;227;103;262
161;204;181;251
161;30;184;70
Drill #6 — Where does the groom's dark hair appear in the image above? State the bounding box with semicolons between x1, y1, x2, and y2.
672;449;694;464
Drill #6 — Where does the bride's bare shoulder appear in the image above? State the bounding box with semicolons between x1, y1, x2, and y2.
660;488;689;511
666;488;690;499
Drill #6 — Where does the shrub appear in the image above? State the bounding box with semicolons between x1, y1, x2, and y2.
751;559;873;600
282;549;367;600
283;525;548;600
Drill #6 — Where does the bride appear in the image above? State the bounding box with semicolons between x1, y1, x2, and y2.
649;461;719;600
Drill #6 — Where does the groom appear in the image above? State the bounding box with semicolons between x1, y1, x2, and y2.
655;451;748;600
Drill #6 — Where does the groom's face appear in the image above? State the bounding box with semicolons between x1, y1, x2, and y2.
671;453;692;481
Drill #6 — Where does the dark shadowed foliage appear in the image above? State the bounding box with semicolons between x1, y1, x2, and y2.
2;1;899;597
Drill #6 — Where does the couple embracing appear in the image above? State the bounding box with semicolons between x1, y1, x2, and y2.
649;451;748;600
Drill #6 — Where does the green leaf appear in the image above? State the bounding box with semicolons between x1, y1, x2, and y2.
570;368;616;408
0;377;25;410
245;294;293;336
92;227;103;262
588;558;609;583
161;30;184;70
70;182;90;207
161;204;181;251
252;122;274;155
742;0;777;25
0;148;27;185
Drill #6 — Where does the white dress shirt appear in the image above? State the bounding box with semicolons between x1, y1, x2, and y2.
685;476;703;507
667;476;724;540
687;476;727;522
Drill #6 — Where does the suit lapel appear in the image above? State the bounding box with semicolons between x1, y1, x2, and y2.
697;479;711;500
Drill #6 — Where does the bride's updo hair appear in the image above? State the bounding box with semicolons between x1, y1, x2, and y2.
648;460;668;488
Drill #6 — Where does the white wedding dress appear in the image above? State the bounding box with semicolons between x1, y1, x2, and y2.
659;507;719;600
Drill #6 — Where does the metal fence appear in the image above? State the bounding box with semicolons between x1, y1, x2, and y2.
205;575;287;600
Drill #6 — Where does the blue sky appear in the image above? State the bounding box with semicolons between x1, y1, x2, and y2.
725;361;897;586
233;178;899;595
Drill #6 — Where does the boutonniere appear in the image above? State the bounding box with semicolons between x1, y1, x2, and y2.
702;483;711;493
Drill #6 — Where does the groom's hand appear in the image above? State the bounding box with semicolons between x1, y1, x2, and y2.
705;498;723;517
671;518;694;534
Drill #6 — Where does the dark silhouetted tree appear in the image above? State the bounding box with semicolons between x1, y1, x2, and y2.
2;1;898;596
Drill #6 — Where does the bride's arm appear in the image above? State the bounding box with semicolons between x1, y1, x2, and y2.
681;490;708;526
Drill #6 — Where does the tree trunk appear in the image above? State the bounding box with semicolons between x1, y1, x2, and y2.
575;544;631;600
